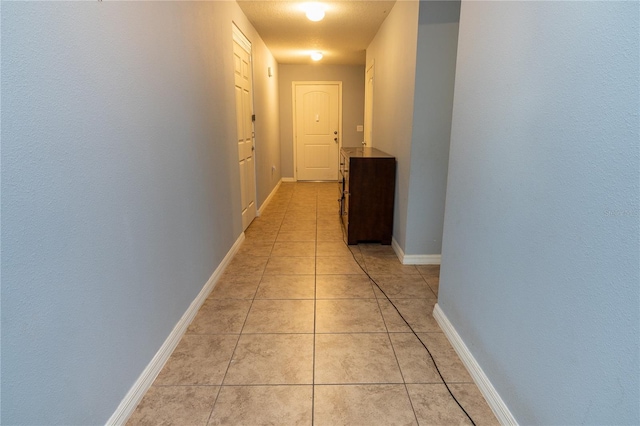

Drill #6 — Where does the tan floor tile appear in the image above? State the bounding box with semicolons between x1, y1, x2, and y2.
316;226;343;236
257;210;286;221
317;217;343;228
245;221;281;232
187;299;251;334
234;241;274;257
315;333;403;384
243;232;277;243
243;299;314;333
264;256;316;275
262;200;289;209
244;227;279;241
276;229;317;242
126;386;217;426
316;299;386;333
358;243;397;257
425;276;439;297
316;256;366;275
316;229;345;241
407;383;496;426
314;385;417;426
316;275;375;299
449;384;500;426
317;209;340;219
417;264;440;278
209;385;312;425
283;215;317;223
416;333;473;383
287;202;316;209
407;384;469;425
132;183;486;425
154;334;238;385
378;298;441;333
279;220;317;233
388;333;443;384
372;275;437;299
224;256;269;276
279;224;318;234
223;334;314;384
271;241;316;257
365;256;420;275
209;275;261;299
255;275;315;299
270;201;292;208
287;209;316;216
316;241;353;257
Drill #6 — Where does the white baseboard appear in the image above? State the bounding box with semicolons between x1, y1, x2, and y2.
281;177;296;182
433;304;518;426
257;179;282;216
391;237;441;265
404;254;441;265
106;233;246;426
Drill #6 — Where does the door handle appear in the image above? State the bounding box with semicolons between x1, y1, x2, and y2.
334;137;338;143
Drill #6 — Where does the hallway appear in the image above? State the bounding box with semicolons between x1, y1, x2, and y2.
127;182;497;425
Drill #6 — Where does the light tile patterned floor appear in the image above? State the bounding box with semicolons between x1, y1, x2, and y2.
127;182;498;426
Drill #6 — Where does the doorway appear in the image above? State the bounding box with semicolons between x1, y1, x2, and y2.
233;25;256;230
292;82;342;181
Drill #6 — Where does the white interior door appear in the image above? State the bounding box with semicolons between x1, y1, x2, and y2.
364;63;375;147
233;35;256;230
294;83;340;181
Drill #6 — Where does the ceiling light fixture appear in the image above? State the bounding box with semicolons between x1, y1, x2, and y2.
304;2;326;21
310;51;323;61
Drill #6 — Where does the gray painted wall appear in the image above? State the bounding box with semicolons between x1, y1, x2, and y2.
252;46;282;206
278;64;365;178
365;1;419;251
405;1;460;256
440;1;639;424
1;2;278;424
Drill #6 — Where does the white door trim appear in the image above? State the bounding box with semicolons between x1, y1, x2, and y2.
232;23;251;53
364;61;375;148
292;81;343;181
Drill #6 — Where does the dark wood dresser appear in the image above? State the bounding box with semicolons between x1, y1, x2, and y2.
339;147;396;245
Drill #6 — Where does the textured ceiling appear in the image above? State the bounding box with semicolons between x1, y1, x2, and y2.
237;1;397;65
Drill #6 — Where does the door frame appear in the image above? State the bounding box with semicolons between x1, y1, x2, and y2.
292;81;343;181
364;61;375;148
232;23;258;228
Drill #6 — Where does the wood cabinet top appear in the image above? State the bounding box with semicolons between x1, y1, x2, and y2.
341;147;394;159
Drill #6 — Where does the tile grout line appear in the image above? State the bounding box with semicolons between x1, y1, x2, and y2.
204;194;290;426
360;241;423;426
311;188;318;426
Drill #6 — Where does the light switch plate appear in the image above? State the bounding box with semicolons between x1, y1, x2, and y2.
356;125;364;132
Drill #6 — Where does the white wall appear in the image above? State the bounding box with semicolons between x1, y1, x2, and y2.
405;0;460;256
0;2;278;424
278;64;365;178
440;1;639;424
365;0;419;250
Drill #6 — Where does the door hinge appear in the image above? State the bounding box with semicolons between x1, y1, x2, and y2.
252;114;256;122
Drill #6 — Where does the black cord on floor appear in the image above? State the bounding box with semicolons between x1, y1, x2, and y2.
338;215;477;426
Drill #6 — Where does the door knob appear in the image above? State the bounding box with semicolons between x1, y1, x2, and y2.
334;137;338;143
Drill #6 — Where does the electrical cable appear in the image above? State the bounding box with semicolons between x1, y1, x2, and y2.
338;216;477;426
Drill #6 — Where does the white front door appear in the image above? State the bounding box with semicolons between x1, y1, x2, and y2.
294;83;341;181
233;36;256;230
